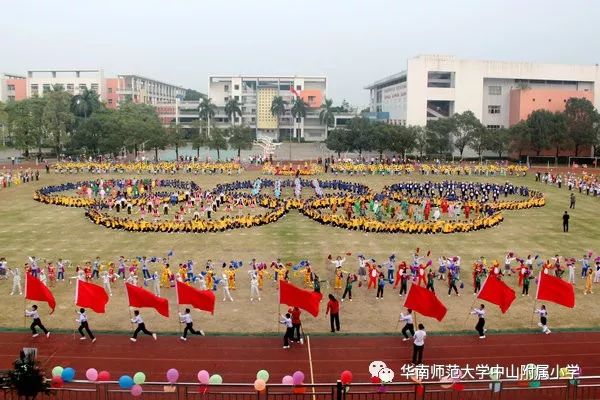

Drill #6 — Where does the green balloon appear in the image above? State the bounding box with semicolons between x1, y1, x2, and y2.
257;370;269;382
209;374;223;385
528;380;541;388
133;372;146;385
52;366;64;378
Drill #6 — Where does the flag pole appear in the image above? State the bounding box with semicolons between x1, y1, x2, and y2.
23;273;27;330
531;272;541;327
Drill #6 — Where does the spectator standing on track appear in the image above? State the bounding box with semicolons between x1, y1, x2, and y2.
563;211;570;232
280;312;294;349
412;323;426;365
470;304;486;339
399;309;415;341
290;307;303;344
130;310;157;342
326;294;340;333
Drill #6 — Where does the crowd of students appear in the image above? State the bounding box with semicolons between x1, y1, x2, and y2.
0;168;40;190
52;161;243;175
261;162;324;176
537;171;600;198
328;161;528;176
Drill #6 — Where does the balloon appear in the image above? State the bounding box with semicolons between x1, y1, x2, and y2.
118;375;134;390
197;370;210;384
370;376;381;384
51;376;64;388
209;374;223;385
340;370;353;385
52;366;64;378
62;367;76;383
98;371;111;382
133;372;146;385
254;379;266;391
131;384;143;397
292;371;304;386
166;368;179;384
416;385;424;395
452;383;465;391
86;368;98;382
293;387;306;394
256;369;269;382
378;385;387;393
282;375;293;385
529;380;541;388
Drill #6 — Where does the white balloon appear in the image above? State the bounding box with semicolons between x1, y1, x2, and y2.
369;361;387;377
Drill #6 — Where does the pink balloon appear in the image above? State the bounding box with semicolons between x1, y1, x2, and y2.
197;370;210;384
166;368;179;384
292;371;304;385
282;375;293;385
86;368;98;382
131;384;143;397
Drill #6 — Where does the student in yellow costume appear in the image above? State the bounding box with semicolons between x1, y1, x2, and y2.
227;266;236;290
334;266;343;290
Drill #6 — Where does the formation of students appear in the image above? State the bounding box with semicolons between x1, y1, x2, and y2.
329;161;528;176
261;162;324;176
7;247;599;347
52;161;243;175
0;168;40;190
537;170;600;198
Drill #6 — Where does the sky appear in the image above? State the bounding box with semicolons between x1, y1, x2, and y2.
2;0;599;108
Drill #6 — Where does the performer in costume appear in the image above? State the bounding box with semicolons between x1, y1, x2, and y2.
101;271;112;296
334;267;343;290
249;271;260;301
426;269;435;293
367;262;378;289
584;267;593;295
220;273;234;302
9;267;22;295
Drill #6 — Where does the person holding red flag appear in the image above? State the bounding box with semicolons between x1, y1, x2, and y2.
76;308;96;342
326;294;340;332
25;305;50;338
178;308;204;341
130;310;157;342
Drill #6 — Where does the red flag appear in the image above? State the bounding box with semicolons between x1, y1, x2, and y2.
279;280;323;317
289;86;300;97
403;283;447;321
76;280;109;313
25;273;56;314
176;281;215;315
477;275;516;313
536;272;575;308
125;282;170;317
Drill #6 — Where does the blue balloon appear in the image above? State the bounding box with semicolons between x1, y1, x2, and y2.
119;375;134;389
61;367;76;382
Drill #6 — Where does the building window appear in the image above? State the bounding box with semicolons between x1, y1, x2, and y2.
296;128;301;135
308;96;316;102
486;125;502;130
224;96;229;102
91;83;99;92
234;84;239;90
489;86;502;95
108;87;112;94
234;95;239;101
296;85;301;90
251;117;255;122
488;105;501;114
296;117;301;123
235;117;240;123
224;85;229;91
8;95;15;102
7;84;15;91
108;99;113;105
427;71;454;88
43;84;51;93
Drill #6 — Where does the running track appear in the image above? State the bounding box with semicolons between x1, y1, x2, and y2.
0;331;598;383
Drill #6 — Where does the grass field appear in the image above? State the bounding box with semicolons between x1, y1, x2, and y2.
0;170;598;335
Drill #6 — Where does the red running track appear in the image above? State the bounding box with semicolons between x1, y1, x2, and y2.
0;331;598;383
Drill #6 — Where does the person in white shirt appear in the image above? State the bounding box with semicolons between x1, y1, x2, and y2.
25;305;50;338
220;274;234;302
178;308;204;341
101;271;112;296
331;256;346;269
412;324;426;365
76;308;96;342
399;309;415;341
9;267;22;295
470;304;486;339
280;313;294;349
130;310;157;342
534;305;551;334
249;271;260;301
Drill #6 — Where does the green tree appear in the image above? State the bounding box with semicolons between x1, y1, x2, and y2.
391;125;417;159
6;98;46;157
190;119;208;158
371;123;392;157
208;127;228;160
119;102;165;158
184;89;204;101
166;122;186;160
290;97;307;141
452;111;482;158
469;125;490;158
485;127;510;158
69;109;125;156
0;101;9;146
325;127;352;157
270;96;286;140
71;88;101;119
346;116;372;155
228;125;253;157
564;97;599;156
413;125;427;158
425;118;453;156
42;90;74;156
198;97;216;135
508;121;531;159
319;97;335;133
547;111;568;158
224;98;242;127
526;110;554;156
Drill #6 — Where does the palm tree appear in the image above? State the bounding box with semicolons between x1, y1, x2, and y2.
270;96;286;141
71;88;101;120
224;98;242;127
198;97;216;140
319;98;335;135
290;97;307;142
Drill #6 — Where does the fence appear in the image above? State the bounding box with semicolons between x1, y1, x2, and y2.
1;377;600;400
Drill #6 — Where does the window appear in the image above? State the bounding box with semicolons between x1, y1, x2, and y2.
488;105;501;114
224;96;229;102
487;125;502;130
234;84;239;90
7;84;15;91
296;85;301;90
108;87;113;94
108;99;113;105
251;117;255;122
427;71;454;88
489;86;502;95
8;95;15;102
91;83;99;92
224;85;229;91
43;84;51;93
296;128;301;135
296;117;301;123
234;95;239;101
308;96;316;102
67;84;74;92
235;117;240;123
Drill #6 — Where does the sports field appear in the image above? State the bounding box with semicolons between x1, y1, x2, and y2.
0;170;598;335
